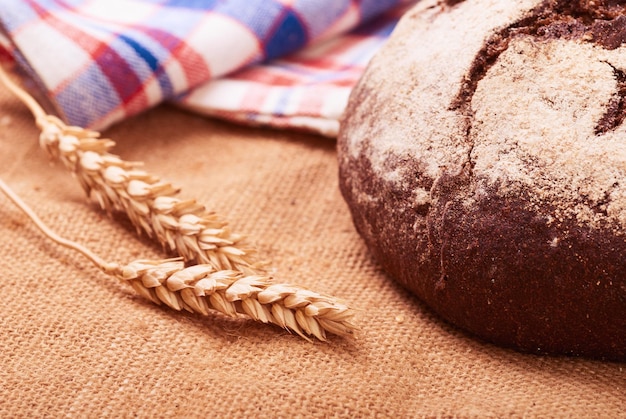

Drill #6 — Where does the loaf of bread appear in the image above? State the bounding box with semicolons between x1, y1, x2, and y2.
338;0;626;360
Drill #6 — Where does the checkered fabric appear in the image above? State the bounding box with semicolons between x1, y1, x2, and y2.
0;0;415;136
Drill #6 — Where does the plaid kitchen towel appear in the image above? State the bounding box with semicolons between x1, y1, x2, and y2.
0;0;416;136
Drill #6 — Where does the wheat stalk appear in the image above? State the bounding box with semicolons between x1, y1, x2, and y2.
0;66;261;274
0;178;354;340
0;65;356;340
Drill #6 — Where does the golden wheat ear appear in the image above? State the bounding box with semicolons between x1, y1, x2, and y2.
0;64;262;273
0;66;356;341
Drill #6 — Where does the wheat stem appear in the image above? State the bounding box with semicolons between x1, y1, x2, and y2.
0;178;120;275
0;65;47;121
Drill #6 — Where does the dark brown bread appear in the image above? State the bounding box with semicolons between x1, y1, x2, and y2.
338;0;626;360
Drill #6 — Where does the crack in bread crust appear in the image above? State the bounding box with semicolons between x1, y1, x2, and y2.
452;0;626;134
596;63;626;134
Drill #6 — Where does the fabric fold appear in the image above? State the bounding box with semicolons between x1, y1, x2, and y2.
0;0;416;135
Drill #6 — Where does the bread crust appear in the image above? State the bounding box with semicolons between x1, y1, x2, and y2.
338;0;626;359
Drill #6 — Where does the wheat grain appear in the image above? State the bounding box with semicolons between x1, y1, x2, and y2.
0;66;356;340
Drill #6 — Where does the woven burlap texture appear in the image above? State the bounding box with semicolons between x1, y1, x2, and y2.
0;86;624;418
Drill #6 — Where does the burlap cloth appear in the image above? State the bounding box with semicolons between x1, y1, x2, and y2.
0;83;624;418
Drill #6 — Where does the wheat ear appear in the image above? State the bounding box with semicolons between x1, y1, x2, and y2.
0;178;354;340
0;66;356;340
0;66;261;274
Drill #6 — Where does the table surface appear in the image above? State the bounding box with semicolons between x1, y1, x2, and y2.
0;86;623;418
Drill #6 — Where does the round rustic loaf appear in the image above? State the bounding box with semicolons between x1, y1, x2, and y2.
338;0;626;360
